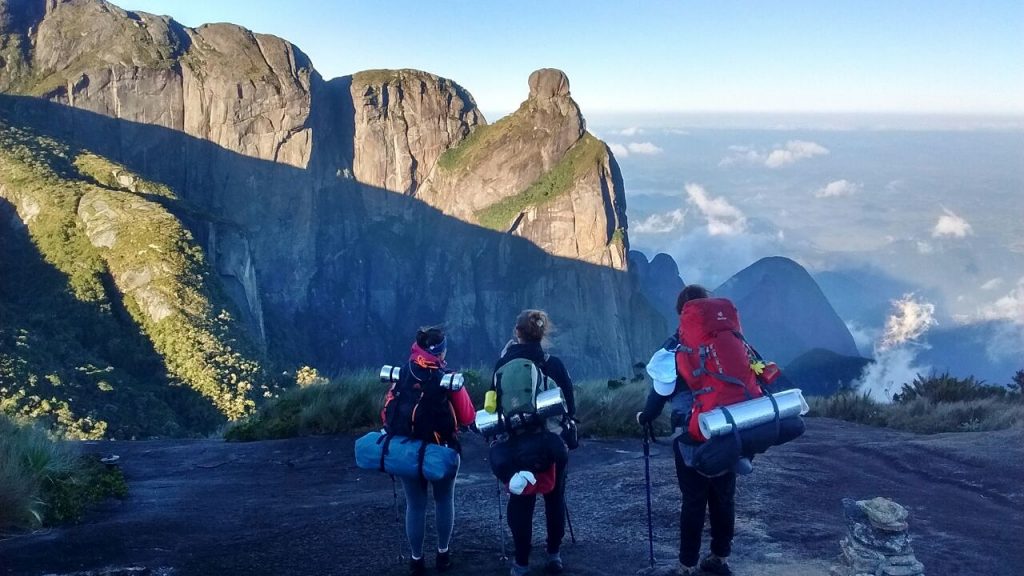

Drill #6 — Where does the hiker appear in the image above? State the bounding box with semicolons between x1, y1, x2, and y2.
383;327;476;575
636;285;737;576
495;309;577;576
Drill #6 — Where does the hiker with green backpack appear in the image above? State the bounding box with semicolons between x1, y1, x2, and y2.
490;309;577;576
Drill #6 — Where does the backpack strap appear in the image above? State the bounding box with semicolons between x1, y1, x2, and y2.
378;434;393;473
416;439;428;480
692;345;754;400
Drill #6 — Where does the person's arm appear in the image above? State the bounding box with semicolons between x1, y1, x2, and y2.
545;357;576;418
637;386;670;425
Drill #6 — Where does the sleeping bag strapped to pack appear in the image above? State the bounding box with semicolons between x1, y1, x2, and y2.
355;431;459;481
676;298;764;441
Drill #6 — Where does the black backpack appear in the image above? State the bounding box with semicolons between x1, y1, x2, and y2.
384;366;457;445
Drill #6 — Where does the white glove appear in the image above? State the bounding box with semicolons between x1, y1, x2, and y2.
509;470;537;495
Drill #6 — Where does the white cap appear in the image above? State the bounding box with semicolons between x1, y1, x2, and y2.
647;347;677;396
509;471;537;495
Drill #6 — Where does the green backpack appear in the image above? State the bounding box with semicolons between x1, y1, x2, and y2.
493;357;550;430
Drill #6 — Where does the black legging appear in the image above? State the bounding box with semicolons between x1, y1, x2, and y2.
674;443;736;567
506;462;568;566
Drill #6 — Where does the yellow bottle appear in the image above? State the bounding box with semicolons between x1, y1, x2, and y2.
484;390;498;413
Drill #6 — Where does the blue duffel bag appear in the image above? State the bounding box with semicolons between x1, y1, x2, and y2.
354;431;459;481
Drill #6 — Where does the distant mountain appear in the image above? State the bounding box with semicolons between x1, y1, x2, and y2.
815;267;925;324
628;250;685;330
715;256;861;365
784;348;873;397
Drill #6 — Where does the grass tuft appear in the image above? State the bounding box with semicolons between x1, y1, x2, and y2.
0;414;126;532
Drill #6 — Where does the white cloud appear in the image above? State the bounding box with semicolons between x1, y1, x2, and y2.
980;278;1004;291
916;241;934;254
855;346;930;403
685;183;747;236
880;294;937;350
627;142;663;155
932;207;973;238
719;140;829;168
633;209;686;234
856;295;937;402
607;143;629;158
617;126;643;136
764;140;830;168
815;179;862;198
978;277;1024;323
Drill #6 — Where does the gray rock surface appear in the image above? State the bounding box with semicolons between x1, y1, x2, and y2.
2;419;1021;576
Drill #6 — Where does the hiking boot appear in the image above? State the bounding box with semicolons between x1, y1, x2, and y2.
408;557;426;576
677;563;700;576
699;554;733;576
544;552;564;574
436;550;452;572
510;562;530;576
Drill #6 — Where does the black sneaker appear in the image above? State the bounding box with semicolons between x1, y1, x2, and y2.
409;557;426;576
699;554;733;576
436;550;452;572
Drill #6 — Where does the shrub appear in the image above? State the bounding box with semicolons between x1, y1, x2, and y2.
807;391;888;428
573;380;670;438
226;370;384;441
0;414;126;532
806;379;1024;432
893;372;1006;404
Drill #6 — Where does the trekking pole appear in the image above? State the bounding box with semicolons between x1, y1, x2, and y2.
642;423;655;568
563;470;577;544
564;498;577;544
496;478;508;562
391;475;406;562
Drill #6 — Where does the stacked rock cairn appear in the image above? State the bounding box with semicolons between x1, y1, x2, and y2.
830;497;925;576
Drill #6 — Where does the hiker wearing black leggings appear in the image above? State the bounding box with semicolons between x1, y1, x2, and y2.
495;309;576;576
637;285;737;576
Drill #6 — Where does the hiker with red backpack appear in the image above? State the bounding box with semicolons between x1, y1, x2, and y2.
381;327;476;575
493;310;577;576
637;285;753;576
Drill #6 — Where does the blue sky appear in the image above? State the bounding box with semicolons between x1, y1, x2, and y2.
120;0;1024;117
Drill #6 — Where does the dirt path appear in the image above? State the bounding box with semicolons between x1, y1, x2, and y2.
1;419;1021;576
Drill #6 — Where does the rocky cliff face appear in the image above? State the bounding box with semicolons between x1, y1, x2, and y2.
415;68;629;268
350;69;483;194
0;0;663;391
628;250;686;329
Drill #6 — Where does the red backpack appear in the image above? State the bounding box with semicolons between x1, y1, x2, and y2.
676;298;763;441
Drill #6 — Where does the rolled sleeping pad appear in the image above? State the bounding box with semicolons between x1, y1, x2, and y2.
475;387;567;436
698;388;809;439
354;431;459;481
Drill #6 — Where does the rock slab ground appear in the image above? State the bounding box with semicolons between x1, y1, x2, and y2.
1;419;1022;576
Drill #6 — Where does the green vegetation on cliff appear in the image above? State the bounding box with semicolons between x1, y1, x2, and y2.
0;119;266;437
475;133;607;231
